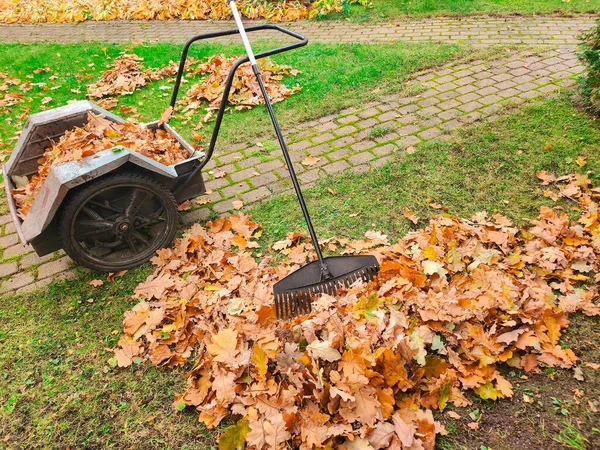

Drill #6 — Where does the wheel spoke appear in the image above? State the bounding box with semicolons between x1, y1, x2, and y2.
124;188;152;217
131;230;150;245
88;200;123;215
124;235;138;253
76;219;114;239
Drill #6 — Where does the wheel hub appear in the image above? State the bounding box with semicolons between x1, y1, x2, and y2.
114;217;133;235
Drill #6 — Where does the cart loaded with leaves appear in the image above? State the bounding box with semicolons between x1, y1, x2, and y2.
3;24;308;273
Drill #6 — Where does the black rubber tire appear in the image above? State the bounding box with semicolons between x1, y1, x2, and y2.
60;172;178;272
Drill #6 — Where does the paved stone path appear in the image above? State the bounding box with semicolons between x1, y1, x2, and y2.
0;16;595;46
0;15;594;294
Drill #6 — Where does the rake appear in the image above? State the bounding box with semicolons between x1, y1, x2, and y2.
229;0;380;319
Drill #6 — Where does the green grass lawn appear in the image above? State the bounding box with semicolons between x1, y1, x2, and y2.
334;0;600;21
1;95;599;449
0;40;468;162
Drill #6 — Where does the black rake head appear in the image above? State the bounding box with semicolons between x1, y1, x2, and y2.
273;255;380;319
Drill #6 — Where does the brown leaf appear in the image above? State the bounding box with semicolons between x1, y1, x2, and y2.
301;155;320;167
402;206;419;225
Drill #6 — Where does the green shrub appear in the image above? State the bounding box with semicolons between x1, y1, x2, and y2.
578;20;600;113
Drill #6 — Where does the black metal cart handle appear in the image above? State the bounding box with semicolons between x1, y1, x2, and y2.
168;25;308;174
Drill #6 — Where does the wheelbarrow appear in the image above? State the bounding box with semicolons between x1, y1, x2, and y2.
3;24;308;273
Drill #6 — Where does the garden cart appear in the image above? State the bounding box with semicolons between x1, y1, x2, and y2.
3;21;307;273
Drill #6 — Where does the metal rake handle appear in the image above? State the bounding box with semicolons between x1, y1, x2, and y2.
229;0;331;279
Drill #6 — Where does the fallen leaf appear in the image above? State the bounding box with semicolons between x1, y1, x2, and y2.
301;155;320;167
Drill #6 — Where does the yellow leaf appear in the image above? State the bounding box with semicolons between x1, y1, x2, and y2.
251;346;268;377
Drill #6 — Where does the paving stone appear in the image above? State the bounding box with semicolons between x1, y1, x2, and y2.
338;115;359;124
217;151;243;164
417;97;440;108
457;101;482;113
256;159;284;173
37;256;73;280
349;152;375;165
457;92;480;103
358;108;379;118
181;208;211;226
0;262;18;277
351;140;376;152
20;252;55;269
3;222;16;235
230;167;257;182
330;136;356;148
322;160;350;174
0;233;19;248
238;156;261;169
334;125;357;136
372;144;397;156
419;127;442;139
397;135;422;147
455;84;477;95
438;99;461;110
312;132;334;144
397;124;421;136
0;272;35;293
222;182;250;198
242;187;271;204
357;118;379;129
288;140;311;152
213;199;237;214
205;177;229;191
479;94;503;105
299;170;321;184
440;119;463;131
371;156;393;168
3;244;33;258
315;121;336;132
0;215;11;226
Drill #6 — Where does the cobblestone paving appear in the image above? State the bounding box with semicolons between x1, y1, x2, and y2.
0;44;584;295
0;16;595;45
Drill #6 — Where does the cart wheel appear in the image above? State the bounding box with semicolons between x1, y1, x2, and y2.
60;172;179;272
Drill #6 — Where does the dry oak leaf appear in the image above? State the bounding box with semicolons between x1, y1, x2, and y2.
232;200;244;210
306;339;342;362
536;170;556;185
159;106;173;126
134;272;174;299
207;328;240;365
402;206;419;225
301;155;320;167
89;279;104;287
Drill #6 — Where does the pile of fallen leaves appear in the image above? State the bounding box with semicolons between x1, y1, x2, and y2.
0;0;363;23
184;54;301;112
0;72;23;112
115;173;600;449
87;53;195;101
12;111;189;217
